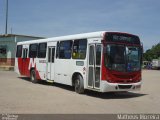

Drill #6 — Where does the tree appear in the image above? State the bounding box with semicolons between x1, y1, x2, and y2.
143;42;160;61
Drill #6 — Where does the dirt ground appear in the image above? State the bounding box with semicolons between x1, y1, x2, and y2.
0;70;160;114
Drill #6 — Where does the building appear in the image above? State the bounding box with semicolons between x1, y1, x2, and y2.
0;34;43;70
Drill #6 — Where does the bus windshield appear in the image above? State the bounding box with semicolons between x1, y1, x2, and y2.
104;44;141;72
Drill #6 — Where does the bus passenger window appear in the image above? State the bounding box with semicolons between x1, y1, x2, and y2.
72;39;87;59
16;45;22;58
29;44;38;58
59;41;72;59
56;42;59;58
38;43;47;58
52;48;55;62
96;45;101;65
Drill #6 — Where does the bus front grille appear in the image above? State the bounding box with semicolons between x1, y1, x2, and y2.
118;85;132;89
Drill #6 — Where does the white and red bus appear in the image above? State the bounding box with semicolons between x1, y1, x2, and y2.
15;31;143;94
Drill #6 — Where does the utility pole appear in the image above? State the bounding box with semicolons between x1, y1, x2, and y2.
5;0;8;35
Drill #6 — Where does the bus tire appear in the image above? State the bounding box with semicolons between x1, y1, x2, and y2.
30;70;38;83
75;75;84;94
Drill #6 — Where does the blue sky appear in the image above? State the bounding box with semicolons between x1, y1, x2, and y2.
0;0;160;50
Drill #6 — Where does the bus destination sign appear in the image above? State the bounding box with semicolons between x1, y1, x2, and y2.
105;33;140;44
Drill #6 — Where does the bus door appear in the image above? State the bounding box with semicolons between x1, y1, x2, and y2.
47;42;56;80
22;48;28;75
88;44;102;89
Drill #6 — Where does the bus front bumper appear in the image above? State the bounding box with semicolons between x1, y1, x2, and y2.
101;80;142;92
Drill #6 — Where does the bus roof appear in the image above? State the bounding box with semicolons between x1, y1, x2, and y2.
17;31;136;45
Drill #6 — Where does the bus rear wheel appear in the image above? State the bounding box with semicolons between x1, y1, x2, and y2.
30;70;38;83
75;75;84;94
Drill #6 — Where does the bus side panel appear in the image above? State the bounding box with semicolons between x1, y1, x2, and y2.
15;57;21;75
35;64;41;80
71;60;88;89
28;58;41;80
17;58;23;75
35;58;47;80
54;59;87;87
54;59;72;85
18;57;29;76
23;58;30;77
17;57;41;80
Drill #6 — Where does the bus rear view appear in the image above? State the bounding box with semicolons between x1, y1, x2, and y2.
100;32;142;92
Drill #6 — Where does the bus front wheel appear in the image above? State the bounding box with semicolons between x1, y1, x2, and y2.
30;70;38;83
75;75;84;94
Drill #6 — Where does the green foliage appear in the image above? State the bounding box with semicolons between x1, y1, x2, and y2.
143;43;160;61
